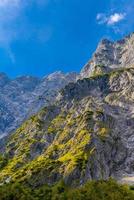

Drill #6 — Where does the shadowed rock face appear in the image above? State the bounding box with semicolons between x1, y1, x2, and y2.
0;71;77;138
80;33;134;78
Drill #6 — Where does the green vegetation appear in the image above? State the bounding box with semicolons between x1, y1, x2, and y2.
0;154;9;170
89;66;134;80
0;179;133;200
91;64;106;77
0;105;112;186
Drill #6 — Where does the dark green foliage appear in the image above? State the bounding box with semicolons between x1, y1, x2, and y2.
0;182;35;200
0;153;9;170
0;179;133;200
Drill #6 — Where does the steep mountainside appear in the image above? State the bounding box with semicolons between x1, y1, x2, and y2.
0;33;134;198
0;71;77;138
1;67;134;187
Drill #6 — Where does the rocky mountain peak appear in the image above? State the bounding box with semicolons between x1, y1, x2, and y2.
0;73;10;87
0;71;77;138
80;33;134;78
99;38;113;46
43;71;77;82
43;71;63;80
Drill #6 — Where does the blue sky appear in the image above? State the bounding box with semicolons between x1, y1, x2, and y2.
0;0;134;77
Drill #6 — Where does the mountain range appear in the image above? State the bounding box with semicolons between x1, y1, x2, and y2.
0;71;77;138
0;33;134;199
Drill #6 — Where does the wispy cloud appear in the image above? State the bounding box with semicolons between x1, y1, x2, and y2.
96;12;126;26
0;0;22;62
0;0;52;63
107;13;126;25
96;0;134;35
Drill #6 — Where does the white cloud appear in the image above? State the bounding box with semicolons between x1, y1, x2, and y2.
96;0;134;35
107;13;126;25
96;12;126;26
0;0;58;62
0;0;22;62
96;13;107;24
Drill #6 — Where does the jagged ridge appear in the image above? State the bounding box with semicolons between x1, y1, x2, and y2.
0;67;134;188
0;71;77;138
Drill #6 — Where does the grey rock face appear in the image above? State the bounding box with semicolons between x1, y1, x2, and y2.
80;33;134;78
1;33;134;186
59;68;134;184
3;67;134;186
0;71;77;138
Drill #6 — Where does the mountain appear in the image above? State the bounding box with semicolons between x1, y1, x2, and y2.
80;32;134;78
1;67;134;187
0;71;77;139
0;33;134;199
